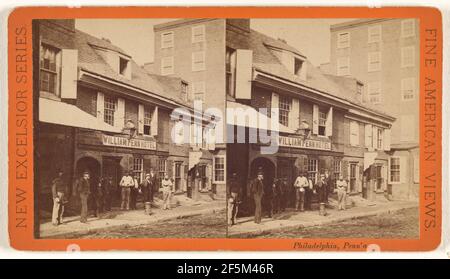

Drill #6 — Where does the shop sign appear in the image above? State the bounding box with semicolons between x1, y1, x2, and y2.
278;136;331;151
101;134;156;150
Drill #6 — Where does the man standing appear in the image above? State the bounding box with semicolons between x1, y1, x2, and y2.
119;171;134;210
78;171;91;223
103;176;113;212
314;174;328;216
161;174;173;210
141;169;157;204
227;172;240;226
130;174;139;210
324;170;331;204
280;177;289;212
94;176;105;217
336;175;348;210
293;172;309;211
51;170;67;226
250;170;264;224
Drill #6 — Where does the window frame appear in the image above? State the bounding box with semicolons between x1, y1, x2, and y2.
278;95;292;127
103;95;117;126
213;155;226;183
133;157;144;182
337;57;350;76
401;77;415;101
368;81;381;104
401;46;415;68
368;51;381;72
318;109;327;136
368;25;382;43
389;156;401;184
161;31;174;49
337;32;350;49
40;43;61;97
191;25;206;43
192;51;206;72
307;159;318;184
143;105;153;136
401;19;415;38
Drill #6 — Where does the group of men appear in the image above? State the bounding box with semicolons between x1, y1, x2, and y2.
227;169;349;226
51;168;163;226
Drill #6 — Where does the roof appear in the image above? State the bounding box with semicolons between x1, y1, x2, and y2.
75;29;190;108
248;28;393;120
330;18;392;31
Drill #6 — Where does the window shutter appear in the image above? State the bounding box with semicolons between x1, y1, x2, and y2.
115;98;125;129
235;49;253;100
381;165;387;191
384;129;391;151
400;156;407;183
365;124;372;148
181;163;187;191
325;106;333;137
60;49;78;99
96;92;104;121
289;98;300;130
372;126;378;150
150;106;158;136
138;104;144;134
312;104;319;135
388;158;393;184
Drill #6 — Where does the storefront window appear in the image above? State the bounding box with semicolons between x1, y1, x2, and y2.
104;95;116;126
390;157;400;183
40;44;60;96
174;161;182;191
279;96;291;127
214;156;225;183
158;158;167;186
349;163;357;192
307;159;318;184
133;158;143;182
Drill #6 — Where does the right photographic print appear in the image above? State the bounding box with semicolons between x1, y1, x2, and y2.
225;18;420;239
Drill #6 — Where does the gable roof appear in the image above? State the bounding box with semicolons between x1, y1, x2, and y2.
248;28;392;119
75;29;190;108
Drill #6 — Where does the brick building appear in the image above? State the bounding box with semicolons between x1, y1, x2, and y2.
324;19;420;200
223;19;396;206
35;19;218;212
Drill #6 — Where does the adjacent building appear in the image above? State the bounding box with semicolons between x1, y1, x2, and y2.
35;19;219;213
324;19;420;200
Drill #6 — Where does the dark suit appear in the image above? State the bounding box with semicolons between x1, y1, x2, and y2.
141;174;157;203
250;178;264;224
78;178;90;223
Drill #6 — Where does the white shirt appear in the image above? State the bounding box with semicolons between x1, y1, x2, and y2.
120;175;134;187
294;176;309;188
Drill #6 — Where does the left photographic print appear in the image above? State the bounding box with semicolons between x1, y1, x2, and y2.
34;18;227;239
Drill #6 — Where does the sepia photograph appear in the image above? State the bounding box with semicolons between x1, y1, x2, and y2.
33;17;419;240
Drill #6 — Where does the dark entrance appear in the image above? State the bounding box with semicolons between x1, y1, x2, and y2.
103;156;123;202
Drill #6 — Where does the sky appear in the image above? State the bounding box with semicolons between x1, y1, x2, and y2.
75;18;352;67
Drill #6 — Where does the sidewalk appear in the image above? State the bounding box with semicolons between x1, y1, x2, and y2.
40;198;225;238
227;199;418;237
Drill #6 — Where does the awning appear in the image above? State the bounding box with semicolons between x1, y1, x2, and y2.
39;97;122;133
364;152;378;171
226;101;295;134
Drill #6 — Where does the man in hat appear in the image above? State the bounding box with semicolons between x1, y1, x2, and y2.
119;170;134;210
294;172;309;211
141;168;157;204
227;172;240;226
249;169;264;224
51;169;67;226
78;171;91;223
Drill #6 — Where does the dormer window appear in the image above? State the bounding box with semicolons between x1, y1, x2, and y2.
119;57;131;78
181;81;188;102
294;57;307;80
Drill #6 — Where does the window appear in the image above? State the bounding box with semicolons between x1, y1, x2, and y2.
368;82;381;103
377;128;383;149
307;159;318;184
161;56;174;75
318;109;327;136
368;25;382;43
294;58;305;78
390;157;400;183
181;81;189;102
158;158;167;186
226;47;236;97
333;159;341;187
192;81;205;101
337;57;350;76
278;95;291;127
350;121;359;146
40;44;60;96
119;57;129;76
349;163;357;192
401;78;415;101
161;32;174;48
104;95;117;126
174;161;182;191
337;32;350;48
192;51;205;71
192;25;205;43
401;19;415;38
375;165;383;191
143;106;153;136
133;158;143;182
356;82;363;102
401;46;415;68
213;156;225;183
368;51;381;72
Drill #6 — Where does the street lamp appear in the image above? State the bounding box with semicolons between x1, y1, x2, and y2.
123;119;137;139
297;120;311;140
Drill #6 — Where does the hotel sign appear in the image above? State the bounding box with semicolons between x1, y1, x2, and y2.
278;136;331;151
101;134;156;150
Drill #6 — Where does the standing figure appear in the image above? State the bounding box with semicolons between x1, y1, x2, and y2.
119;171;134;210
294;172;309;211
94;176;105;217
129;174;139;210
103;176;113;211
161;174;173;210
305;176;314;210
227;172;240;226
51;170;67;226
249;170;264;224
268;178;282;217
279;177;289;212
324;170;331;204
78;171;91;223
336;175;348;210
314;174;328;216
